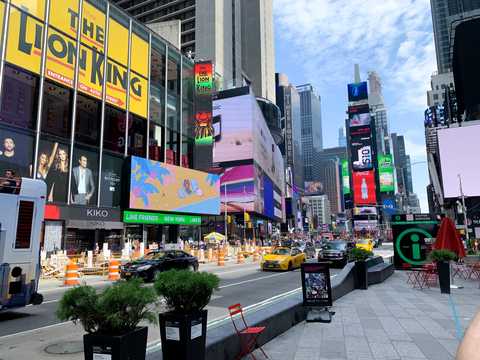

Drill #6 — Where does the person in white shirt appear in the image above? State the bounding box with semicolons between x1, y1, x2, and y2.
71;155;95;205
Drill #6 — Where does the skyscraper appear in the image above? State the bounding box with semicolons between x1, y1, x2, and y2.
241;0;276;101
112;0;276;97
297;84;323;182
368;71;390;155
430;0;480;73
338;127;347;147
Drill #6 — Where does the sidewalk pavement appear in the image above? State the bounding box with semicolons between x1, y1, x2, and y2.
251;271;479;360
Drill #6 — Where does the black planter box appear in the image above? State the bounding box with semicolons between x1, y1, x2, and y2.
83;326;148;360
159;309;208;360
437;260;451;294
354;261;368;290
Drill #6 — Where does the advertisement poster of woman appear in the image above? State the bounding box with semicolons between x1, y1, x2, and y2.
46;146;69;203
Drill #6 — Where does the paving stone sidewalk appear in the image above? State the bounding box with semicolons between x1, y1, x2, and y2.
252;271;479;360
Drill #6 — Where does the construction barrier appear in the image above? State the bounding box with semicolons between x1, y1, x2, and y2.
199;249;205;263
64;261;80;286
217;250;225;266
236;252;244;264
108;259;121;281
252;248;260;262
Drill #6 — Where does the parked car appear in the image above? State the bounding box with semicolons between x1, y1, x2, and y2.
293;241;317;259
261;247;306;271
121;250;199;282
356;238;374;252
318;240;353;268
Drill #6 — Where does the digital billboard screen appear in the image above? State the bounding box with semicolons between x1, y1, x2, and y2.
347;82;368;102
349;112;371;127
353;171;377;205
350;126;373;171
305;181;324;195
129;156;220;215
438;125;480;197
341;160;351;195
378;154;395;192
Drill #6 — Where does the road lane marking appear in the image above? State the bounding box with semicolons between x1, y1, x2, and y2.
0;321;72;340
218;270;298;289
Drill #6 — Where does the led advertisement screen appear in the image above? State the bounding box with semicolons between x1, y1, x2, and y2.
354;220;378;230
129;156;220;215
353;171;377;205
347;82;368;102
341;160;350;195
349;112;371;127
378;154;395;192
353;207;377;216
438;125;480;197
213;94;254;163
305;181;324;195
350;126;373;171
194;61;214;145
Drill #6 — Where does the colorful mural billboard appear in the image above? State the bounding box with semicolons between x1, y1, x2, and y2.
129;156;220;215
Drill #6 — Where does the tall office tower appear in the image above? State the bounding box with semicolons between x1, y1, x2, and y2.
368;71;390;155
391;133;413;194
427;72;455;107
111;0;244;90
338;127;347;147
305;195;331;226
241;0;276;101
312;147;347;214
430;0;480;73
297;84;323;182
276;73;304;189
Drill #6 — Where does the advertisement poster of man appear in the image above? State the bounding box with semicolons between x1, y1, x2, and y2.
71;151;97;205
0;129;34;177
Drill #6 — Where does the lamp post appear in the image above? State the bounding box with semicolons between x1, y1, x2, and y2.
458;174;469;240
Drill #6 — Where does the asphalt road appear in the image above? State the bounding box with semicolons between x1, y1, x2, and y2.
0;261;341;338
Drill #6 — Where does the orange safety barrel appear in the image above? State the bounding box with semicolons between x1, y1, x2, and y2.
237;252;244;264
217;250;225;266
64;261;80;286
108;259;121;281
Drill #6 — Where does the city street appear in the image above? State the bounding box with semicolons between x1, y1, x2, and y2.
0;259;339;359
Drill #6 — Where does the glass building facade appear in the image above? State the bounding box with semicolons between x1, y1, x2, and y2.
0;0;196;254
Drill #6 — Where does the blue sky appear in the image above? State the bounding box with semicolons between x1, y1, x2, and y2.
273;0;436;211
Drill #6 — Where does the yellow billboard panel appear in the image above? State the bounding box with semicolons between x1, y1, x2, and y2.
130;33;149;78
45;28;76;88
80;1;105;51
11;0;45;20
78;44;103;100
6;7;43;75
129;73;148;118
106;60;127;110
108;18;128;65
49;0;78;39
0;2;5;49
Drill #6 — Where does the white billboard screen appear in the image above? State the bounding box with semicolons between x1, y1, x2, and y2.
438;125;480;198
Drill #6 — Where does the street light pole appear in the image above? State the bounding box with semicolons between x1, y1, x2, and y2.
224;183;228;242
458;174;469;239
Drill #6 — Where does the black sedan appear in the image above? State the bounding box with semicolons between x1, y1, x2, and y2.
120;250;199;282
317;241;354;268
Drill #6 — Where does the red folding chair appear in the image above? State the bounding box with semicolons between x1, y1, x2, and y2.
228;303;269;360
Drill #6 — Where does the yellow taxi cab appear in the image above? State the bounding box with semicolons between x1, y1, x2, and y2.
355;238;374;252
261;247;306;271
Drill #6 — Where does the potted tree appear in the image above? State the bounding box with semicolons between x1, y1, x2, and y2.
428;249;457;294
57;279;156;360
349;248;374;290
154;270;220;360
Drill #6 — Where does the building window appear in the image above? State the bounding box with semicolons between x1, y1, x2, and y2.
42;81;73;139
104;105;126;155
0;65;39;131
149;123;164;162
75;94;101;147
128;115;147;157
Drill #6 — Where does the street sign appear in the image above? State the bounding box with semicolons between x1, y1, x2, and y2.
392;214;439;269
301;262;332;307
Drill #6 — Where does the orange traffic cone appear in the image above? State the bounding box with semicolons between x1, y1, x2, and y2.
64;261;80;286
217;250;225;266
108;259;120;281
237;252;245;264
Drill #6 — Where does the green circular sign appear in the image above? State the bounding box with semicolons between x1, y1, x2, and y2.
395;228;433;266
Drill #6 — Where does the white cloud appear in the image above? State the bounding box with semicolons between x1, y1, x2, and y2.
274;0;436;112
